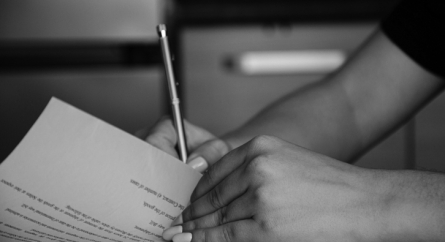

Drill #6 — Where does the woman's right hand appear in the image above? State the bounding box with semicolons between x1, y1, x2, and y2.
135;116;232;173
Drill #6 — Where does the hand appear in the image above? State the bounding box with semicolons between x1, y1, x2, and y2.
136;116;232;173
165;135;406;242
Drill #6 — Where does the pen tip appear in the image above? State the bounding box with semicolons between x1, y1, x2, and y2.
157;24;167;37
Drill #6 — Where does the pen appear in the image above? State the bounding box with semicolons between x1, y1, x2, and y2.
157;24;188;163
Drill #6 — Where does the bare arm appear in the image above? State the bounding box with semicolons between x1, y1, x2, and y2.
144;28;445;242
223;30;444;162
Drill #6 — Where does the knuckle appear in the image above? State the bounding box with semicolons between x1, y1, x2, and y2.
203;230;211;242
203;166;218;187
144;133;161;145
149;116;172;134
257;218;277;235
185;204;197;220
252;185;273;205
191;230;204;242
249;135;277;150
145;134;178;158
199;224;237;242
182;221;196;231
145;135;166;151
134;128;147;139
245;156;274;182
247;155;268;171
190;190;200;203
210;139;231;157
221;225;234;242
207;187;224;209
217;206;228;225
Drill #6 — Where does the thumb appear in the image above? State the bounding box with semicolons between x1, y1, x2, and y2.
186;139;232;173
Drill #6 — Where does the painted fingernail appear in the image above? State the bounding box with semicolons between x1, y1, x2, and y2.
172;233;192;242
162;226;182;241
171;214;183;226
187;156;208;173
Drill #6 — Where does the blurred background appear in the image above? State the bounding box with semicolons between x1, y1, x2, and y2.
1;0;444;172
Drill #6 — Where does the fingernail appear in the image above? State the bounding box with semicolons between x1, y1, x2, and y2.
187;156;208;173
171;214;183;226
172;233;192;242
162;226;182;241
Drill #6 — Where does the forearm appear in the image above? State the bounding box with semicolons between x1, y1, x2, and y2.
222;78;362;161
222;30;443;162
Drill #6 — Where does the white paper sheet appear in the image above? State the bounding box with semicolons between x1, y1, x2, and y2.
0;98;202;242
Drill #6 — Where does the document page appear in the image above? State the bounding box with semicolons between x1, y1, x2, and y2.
0;98;202;242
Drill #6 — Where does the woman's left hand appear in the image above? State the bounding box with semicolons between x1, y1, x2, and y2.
167;135;392;242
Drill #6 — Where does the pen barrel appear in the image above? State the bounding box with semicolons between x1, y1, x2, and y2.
171;99;188;163
158;25;188;163
159;36;179;100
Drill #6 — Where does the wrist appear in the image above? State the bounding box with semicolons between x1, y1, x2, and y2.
368;170;445;241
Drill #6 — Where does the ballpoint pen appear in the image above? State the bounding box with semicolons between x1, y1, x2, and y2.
157;24;188;163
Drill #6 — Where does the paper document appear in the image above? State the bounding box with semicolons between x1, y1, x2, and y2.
0;98;202;242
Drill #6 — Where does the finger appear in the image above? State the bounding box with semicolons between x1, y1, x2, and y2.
172;214;183;226
188;139;231;166
183;122;230;173
163;225;183;241
183;120;216;151
134;127;149;139
190;142;252;202
187;139;231;173
162;215;184;241
182;195;254;231
187;156;209;173
172;232;193;242
188;220;260;242
144;116;179;158
183;166;248;222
